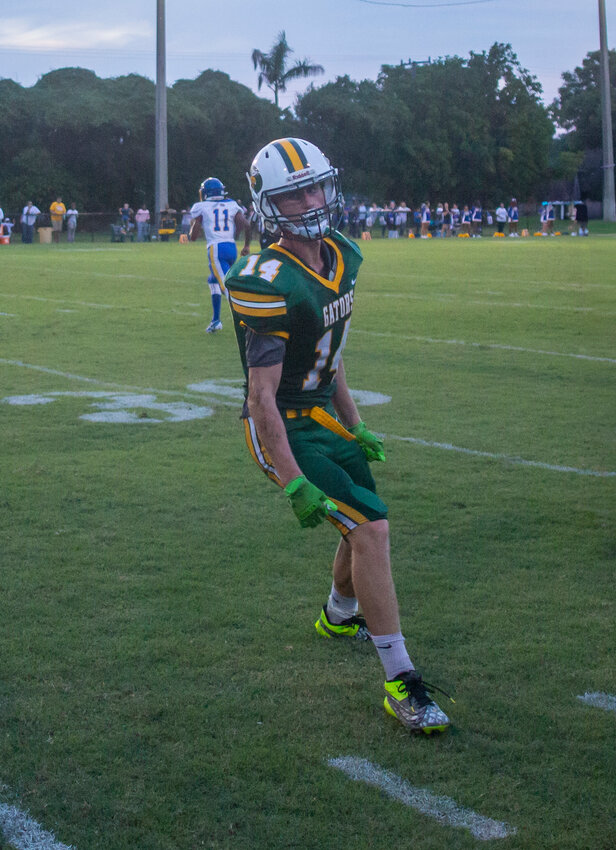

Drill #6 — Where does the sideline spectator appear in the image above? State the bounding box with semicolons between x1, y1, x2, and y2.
567;202;577;236
379;206;387;238
66;203;79;242
396;201;410;237
420;202;431;238
386;201;397;238
461;204;471;236
434;202;444;236
21;201;40;243
471;201;483;237
358;201;367;234
49;197;66;243
507;198;519;236
135;205;151;242
119;203;134;230
441;202;452;237
451;203;460;235
366;203;378;235
540;202;549;235
574;199;589;236
495;202;508;234
413;207;421;237
547;201;555;235
2;217;15;238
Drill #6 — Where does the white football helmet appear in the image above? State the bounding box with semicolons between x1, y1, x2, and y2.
247;138;343;241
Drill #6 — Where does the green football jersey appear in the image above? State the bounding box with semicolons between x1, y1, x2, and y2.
225;231;363;410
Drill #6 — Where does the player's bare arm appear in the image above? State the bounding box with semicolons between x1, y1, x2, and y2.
235;211;251;256
189;217;202;241
247;363;303;486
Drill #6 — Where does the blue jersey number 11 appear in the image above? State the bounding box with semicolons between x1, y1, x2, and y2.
213;208;230;232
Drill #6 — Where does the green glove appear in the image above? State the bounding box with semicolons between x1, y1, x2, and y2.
284;475;337;529
349;421;386;462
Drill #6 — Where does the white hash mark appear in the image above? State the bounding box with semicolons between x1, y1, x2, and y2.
328;757;517;841
577;692;616;713
0;802;74;850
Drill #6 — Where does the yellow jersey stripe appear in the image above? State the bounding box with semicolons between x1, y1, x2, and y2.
229;295;286;310
232;304;287;318
227;290;284;304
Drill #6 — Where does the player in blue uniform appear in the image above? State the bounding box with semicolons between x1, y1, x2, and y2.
471;202;483;237
190;177;251;333
507;198;519;237
225;138;452;734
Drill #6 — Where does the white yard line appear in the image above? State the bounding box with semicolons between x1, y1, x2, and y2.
0;803;74;850
328;756;517;841
352;328;616;364
384;433;615;477
0;292;201;317
577;692;616;712
361;292;614;315
0;359;240;406
2;359;613;475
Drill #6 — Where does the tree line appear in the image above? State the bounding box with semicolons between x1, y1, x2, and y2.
0;42;612;218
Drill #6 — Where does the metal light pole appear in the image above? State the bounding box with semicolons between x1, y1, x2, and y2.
599;0;615;220
154;0;169;236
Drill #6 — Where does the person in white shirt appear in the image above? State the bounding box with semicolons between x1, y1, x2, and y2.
190;176;251;333
66;204;79;243
495;203;508;234
21;202;40;243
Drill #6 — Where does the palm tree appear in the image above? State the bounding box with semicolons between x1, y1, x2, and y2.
252;31;324;108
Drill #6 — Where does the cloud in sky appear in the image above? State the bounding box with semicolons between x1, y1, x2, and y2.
0;18;150;52
0;0;613;109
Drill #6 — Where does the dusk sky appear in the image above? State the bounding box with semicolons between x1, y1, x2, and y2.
1;0;614;111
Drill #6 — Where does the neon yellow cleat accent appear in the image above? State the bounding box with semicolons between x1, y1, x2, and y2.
314;605;371;640
384;671;453;734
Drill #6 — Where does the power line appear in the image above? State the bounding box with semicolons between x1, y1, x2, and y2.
358;0;503;7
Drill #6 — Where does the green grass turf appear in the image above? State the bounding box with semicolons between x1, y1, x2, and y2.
0;234;615;849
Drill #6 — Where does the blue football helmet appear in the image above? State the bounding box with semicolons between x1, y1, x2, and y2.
199;177;226;201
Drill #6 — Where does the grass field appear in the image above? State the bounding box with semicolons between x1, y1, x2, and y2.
1;234;615;849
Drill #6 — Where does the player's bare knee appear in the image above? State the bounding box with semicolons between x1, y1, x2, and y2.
348;518;389;553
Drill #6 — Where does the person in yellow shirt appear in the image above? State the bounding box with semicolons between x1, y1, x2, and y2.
49;197;66;243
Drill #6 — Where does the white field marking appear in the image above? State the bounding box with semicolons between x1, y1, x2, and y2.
2;391;214;424
1;311;17;316
1;261;200;285
0;292;201;317
361;292;613;315
327;757;517;841
0;802;74;850
2;360;611;473
373;272;614;290
384;433;616;478
185;381;392;407
351;328;616;364
577;692;616;712
0;359;241;407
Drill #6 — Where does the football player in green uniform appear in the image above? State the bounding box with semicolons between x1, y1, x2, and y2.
225;138;452;734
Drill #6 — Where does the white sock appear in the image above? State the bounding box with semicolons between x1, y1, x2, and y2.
372;632;414;680
326;581;358;624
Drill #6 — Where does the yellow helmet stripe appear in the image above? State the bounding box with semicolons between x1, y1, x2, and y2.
273;138;308;172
